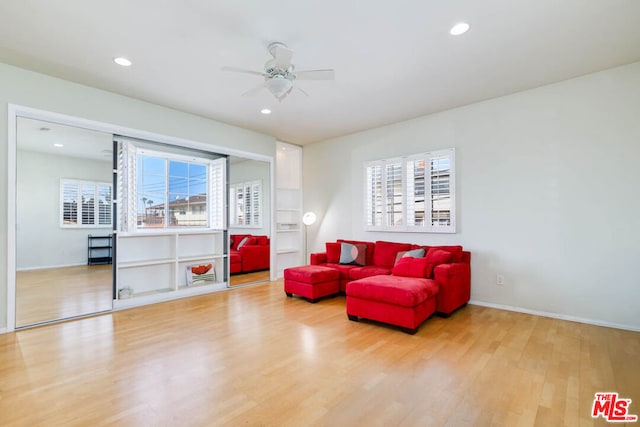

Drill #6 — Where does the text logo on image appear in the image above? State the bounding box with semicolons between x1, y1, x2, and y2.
592;392;638;423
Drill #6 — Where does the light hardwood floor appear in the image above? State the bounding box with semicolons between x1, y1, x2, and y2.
229;270;271;287
15;265;113;327
1;280;638;426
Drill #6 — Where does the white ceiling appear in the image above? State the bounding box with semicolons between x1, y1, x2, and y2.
2;1;640;146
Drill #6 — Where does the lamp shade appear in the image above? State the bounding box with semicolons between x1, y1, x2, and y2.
266;76;293;99
302;211;317;226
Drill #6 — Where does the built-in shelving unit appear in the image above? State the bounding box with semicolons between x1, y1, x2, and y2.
115;230;227;308
275;142;303;277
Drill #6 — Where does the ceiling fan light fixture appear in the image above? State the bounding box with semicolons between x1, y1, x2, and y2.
266;76;293;100
450;22;470;36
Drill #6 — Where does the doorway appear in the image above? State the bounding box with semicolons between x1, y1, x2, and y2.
15;117;114;327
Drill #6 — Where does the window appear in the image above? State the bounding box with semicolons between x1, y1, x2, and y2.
117;139;226;232
60;179;112;228
229;180;262;227
365;148;455;233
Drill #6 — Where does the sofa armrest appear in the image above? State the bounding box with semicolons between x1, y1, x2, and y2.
310;252;327;265
433;262;471;315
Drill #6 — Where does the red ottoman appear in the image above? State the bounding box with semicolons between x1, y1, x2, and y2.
284;265;340;303
346;275;439;334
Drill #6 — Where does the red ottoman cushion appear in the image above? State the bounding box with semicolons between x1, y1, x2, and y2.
347;275;439;307
284;265;339;283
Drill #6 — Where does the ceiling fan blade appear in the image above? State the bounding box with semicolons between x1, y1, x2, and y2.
295;69;335;80
221;66;265;77
241;82;267;97
273;44;294;69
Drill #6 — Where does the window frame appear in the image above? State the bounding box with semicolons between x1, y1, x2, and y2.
59;178;113;228
364;148;456;233
117;141;226;233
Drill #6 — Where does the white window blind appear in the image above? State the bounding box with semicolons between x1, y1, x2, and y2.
230;180;262;228
364;148;455;233
60;179;112;228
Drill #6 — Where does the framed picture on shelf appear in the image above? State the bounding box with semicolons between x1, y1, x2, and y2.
186;262;216;285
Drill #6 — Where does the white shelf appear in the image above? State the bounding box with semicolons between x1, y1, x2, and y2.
118;258;175;268
178;254;225;263
277;248;300;254
116;230;228;304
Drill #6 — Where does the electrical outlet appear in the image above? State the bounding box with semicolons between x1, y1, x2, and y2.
496;274;505;286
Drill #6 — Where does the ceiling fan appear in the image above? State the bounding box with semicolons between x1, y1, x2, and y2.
222;42;335;101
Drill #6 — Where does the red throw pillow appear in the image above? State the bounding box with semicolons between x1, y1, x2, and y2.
392;257;429;278
425;248;453;277
326;242;341;263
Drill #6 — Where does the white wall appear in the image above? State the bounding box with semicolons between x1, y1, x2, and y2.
229;158;271;237
0;62;276;329
303;61;640;330
16;150;112;269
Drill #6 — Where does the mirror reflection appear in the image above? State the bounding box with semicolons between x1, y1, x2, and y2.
15;117;114;327
228;156;271;286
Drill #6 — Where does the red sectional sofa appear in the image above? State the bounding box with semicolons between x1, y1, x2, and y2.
309;239;471;331
229;234;270;274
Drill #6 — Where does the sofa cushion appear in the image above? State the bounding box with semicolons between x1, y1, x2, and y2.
432;246;463;262
339;242;367;266
326;242;341;263
231;234;251;250
237;236;255;249
373;241;412;268
394;247;426;265
338;239;375;265
324;263;358;281
412;245;463;263
347;275;439;307
425;248;453;277
392;257;429;278
254;235;269;246
348;266;392;281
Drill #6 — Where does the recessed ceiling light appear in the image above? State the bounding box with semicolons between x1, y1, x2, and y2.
450;22;470;36
113;57;132;67
260;108;272;115
53;143;64;148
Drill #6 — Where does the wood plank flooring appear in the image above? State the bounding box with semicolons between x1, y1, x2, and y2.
15;265;113;327
229;269;271;287
1;280;638;426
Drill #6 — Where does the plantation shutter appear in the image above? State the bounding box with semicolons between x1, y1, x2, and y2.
365;164;383;227
251;181;261;226
385;162;403;227
115;139;137;232
97;184;112;225
406;158;426;227
429;152;453;228
61;181;79;225
209;158;226;230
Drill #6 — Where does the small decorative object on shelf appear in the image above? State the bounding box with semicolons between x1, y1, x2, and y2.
186;262;216;285
118;286;134;299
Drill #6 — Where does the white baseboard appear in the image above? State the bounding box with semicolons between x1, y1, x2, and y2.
469;300;640;332
0;327;8;335
17;262;88;272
